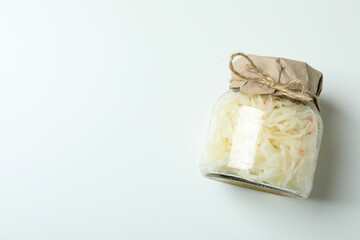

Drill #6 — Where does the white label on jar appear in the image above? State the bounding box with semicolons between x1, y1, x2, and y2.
227;106;264;170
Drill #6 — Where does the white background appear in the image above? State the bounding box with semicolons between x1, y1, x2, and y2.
0;0;359;239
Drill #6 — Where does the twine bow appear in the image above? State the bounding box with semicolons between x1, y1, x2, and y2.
229;52;318;102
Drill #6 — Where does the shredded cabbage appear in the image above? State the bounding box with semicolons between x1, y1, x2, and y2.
202;90;322;197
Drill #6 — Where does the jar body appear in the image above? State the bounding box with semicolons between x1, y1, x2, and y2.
201;89;323;199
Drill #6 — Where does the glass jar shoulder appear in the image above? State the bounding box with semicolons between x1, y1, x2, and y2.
213;90;321;124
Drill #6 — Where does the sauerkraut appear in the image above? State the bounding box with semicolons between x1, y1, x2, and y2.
201;90;322;197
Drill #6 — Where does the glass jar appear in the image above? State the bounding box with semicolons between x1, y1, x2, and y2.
200;89;323;199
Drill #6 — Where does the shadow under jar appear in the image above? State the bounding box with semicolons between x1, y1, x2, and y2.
201;89;323;199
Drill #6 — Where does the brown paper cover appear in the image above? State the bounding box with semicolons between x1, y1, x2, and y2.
230;54;323;110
